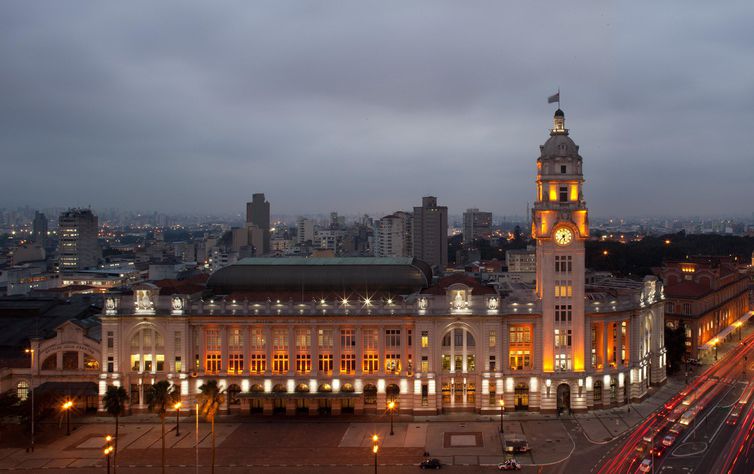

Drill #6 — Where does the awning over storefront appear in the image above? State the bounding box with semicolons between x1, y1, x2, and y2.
237;391;362;399
699;311;753;351
34;382;98;397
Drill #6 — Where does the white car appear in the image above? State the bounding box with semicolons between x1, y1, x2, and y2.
638;458;652;473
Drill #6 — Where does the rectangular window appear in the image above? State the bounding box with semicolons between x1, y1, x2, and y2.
554;329;573;348
385;329;401;348
206;329;221;351
420;356;429;373
272;329;288;350
488;330;497;348
408;329;412;346
555;353;572;371
228;328;242;351
363;329;378;351
107;356;114;373
340;329;355;349
295;329;311;350
509;350;531;370
107;331;114;349
560;165;567;173
421;331;429;348
295;354;311;374
555;304;573;322
249;354;266;374
251;328;265;350
174;356;182;373
509;326;532;344
318;354;333;374
362;353;379;374
340;353;355;374
489;355;496;371
205;354;221;373
559;186;568;202
228;354;243;374
272;353;289;374
318;329;333;349
555;280;573;298
555;256;573;273
385;353;401;374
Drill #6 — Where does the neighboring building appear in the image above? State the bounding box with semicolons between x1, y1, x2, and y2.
58;208;101;270
32;211;48;248
96;110;665;416
657;256;752;358
413;196;448;272
375;211;412;258
505;248;536;284
462;209;493;244
296;218;314;244
246;193;270;255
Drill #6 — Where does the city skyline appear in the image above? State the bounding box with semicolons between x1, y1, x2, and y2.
2;2;753;217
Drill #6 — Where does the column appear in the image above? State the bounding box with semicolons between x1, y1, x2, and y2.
602;321;608;371
199;327;207;374
311;325;319;377
221;326;229;374
288;326;295;377
378;326;385;375
355;325;363;376
264;326;272;376
334;326;341;376
616;320;623;367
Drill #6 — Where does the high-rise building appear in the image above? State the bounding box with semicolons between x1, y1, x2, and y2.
32;211;48;247
462;208;492;244
246;193;270;255
58;208;101;270
412;196;448;271
375;211;412;258
296;217;314;244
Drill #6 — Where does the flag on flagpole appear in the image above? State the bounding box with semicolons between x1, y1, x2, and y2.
547;92;560;104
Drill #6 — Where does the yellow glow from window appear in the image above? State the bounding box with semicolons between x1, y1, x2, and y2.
549;184;557;201
569;184;578;201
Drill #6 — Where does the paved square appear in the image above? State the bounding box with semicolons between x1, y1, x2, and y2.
449;434;479;447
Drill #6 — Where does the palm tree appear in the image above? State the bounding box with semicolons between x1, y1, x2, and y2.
145;381;179;474
198;380;225;474
102;385;129;474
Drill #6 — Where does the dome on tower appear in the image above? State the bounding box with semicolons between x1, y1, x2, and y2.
541;134;579;157
554;108;564;118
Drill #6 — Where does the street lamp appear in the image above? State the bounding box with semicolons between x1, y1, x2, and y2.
372;434;379;474
735;322;743;341
713;340;718;361
62;400;74;436
104;435;113;474
24;348;34;452
499;399;505;433
174;401;182;436
387;401;396;436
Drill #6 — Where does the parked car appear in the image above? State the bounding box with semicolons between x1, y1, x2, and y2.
420;458;441;470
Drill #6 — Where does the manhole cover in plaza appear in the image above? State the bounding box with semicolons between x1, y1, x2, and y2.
443;432;483;448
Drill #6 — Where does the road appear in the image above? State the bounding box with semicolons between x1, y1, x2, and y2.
593;332;754;474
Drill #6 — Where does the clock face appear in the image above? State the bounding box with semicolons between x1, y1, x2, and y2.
554;227;574;246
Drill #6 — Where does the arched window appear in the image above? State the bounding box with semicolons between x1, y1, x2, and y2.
62;351;78;370
130;327;165;372
440;327;476;373
227;384;241;405
41;354;57;370
364;384;377;405
386;383;400;402
17;380;29;401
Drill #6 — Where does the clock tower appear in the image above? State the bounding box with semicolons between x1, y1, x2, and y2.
532;108;589;375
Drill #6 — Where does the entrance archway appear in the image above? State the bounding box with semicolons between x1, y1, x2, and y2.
557;383;571;414
514;383;529;410
386;384;400;402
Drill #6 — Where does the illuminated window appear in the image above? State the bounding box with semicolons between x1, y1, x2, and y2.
249;354;266;373
318;354;333;374
420;356;429;373
385;354;401;374
340;329;355;349
17;381;29;401
272;353;288;374
488;330;496;348
205;354;221;373
420;331;429;348
362;353;379;374
228;354;243;374
340;353;355;374
295;354;311;374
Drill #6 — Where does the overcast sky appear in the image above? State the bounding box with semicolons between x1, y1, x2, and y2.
2;1;753;218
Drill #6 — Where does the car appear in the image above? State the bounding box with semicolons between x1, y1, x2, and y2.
634;442;649;456
643;426;662;444
420;458;441;470
497;459;521;470
638;458;652;473
651;442;666;457
662;434;676;447
668;423;685;435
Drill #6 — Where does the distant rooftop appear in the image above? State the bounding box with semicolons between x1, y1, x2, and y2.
234;257;415;266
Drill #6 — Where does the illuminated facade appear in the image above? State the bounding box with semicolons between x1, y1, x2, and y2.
97;111;666;415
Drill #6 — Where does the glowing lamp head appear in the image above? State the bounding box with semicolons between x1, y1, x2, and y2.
174;401;182;410
372;434;379;443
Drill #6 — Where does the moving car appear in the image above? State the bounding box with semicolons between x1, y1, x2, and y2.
638;458;652;473
662;434;676;447
497;459;522;470
419;458;441;470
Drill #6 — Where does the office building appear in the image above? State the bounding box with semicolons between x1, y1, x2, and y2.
58;208;101;270
246;194;270;255
462;209;492;244
412;196;448;271
375;211;412;258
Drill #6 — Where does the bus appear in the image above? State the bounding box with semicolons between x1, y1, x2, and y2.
738;383;754;406
682;379;715;406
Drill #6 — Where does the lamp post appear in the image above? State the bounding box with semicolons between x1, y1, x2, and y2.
174;401;182;436
499;399;505;433
104;435;113;474
372;434;379;474
387;401;395;436
24;348;34;452
713;341;718;361
736;322;742;342
62;401;74;436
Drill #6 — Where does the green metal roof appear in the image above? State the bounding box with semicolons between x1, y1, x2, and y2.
235;257;415;266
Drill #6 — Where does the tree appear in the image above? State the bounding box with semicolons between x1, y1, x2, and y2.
198;380;225;474
102;385;129;473
145;381;179;474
